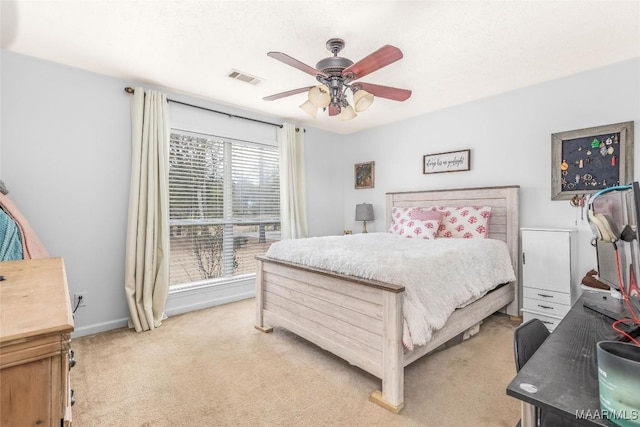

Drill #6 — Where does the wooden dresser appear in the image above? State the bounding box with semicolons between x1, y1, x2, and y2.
0;257;75;426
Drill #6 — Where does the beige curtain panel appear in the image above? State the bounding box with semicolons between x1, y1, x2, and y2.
278;123;308;239
124;87;170;332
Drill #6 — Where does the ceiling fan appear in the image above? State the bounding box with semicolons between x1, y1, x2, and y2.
263;38;412;121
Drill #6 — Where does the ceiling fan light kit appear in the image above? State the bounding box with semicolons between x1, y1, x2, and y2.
308;85;331;108
353;88;374;112
264;38;411;121
299;100;318;118
338;104;357;121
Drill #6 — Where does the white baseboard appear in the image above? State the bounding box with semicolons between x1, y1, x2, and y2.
72;317;129;339
165;284;255;317
71;279;255;339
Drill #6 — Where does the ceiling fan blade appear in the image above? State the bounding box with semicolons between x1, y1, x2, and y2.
328;105;340;116
342;45;403;80
268;52;328;78
356;82;412;101
263;86;314;101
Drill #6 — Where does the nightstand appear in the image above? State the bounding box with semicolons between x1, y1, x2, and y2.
520;228;576;332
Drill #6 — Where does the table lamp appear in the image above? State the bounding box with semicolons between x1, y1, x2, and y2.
355;203;374;233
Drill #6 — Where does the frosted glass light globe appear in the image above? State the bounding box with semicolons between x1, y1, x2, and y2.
308;85;331;108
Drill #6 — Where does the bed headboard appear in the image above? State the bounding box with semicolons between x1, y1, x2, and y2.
386;185;520;315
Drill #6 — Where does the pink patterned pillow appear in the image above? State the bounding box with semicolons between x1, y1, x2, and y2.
431;206;492;238
408;209;442;221
388;207;442;239
388;207;411;232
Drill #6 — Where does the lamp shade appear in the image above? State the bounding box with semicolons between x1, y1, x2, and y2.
355;203;375;221
299;100;317;118
338;104;357;121
308;85;331;108
353;89;374;112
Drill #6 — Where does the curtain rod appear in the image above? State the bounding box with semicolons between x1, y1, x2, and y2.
124;87;284;129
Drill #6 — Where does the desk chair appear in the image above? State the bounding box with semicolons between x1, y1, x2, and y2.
514;319;549;372
513;319;583;427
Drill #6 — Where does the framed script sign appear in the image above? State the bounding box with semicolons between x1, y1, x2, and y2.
423;149;471;174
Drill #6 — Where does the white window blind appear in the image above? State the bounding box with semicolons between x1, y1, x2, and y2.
168;130;280;287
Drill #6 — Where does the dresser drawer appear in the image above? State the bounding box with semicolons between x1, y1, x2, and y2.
522;297;571;317
522;310;562;332
523;287;571;306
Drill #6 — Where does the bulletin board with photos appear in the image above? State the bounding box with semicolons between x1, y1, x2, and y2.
551;121;634;200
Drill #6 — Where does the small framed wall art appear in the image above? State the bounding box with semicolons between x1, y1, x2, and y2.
551;121;634;200
423;149;471;174
355;161;375;189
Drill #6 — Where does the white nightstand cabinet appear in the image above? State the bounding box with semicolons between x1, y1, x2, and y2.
520;228;576;332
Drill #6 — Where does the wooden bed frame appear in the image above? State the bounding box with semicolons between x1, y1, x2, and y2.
255;185;520;412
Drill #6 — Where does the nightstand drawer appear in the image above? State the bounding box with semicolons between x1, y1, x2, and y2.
521;279;568;294
522;297;571;317
523;287;571;306
522;310;562;332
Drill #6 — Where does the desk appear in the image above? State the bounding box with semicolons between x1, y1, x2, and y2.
507;291;634;427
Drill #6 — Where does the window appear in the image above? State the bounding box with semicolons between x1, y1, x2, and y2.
168;130;280;288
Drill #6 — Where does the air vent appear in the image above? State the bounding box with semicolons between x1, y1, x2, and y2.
228;69;262;85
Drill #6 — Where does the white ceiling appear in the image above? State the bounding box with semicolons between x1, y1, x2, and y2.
2;1;639;135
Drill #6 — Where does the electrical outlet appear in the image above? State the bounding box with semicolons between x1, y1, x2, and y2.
74;292;87;308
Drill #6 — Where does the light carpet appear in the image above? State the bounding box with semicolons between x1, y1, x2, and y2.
71;298;521;427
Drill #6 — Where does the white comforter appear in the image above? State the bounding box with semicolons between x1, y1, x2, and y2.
265;233;516;350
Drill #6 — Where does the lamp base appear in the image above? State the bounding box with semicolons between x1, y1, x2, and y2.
362;221;368;233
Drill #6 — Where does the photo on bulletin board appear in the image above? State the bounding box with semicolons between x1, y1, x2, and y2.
551;121;634;200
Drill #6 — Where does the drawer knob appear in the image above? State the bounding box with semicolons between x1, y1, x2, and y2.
70;388;75;406
537;293;554;298
69;349;76;369
538;304;554;310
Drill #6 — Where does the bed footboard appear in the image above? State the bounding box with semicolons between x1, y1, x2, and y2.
255;257;406;411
